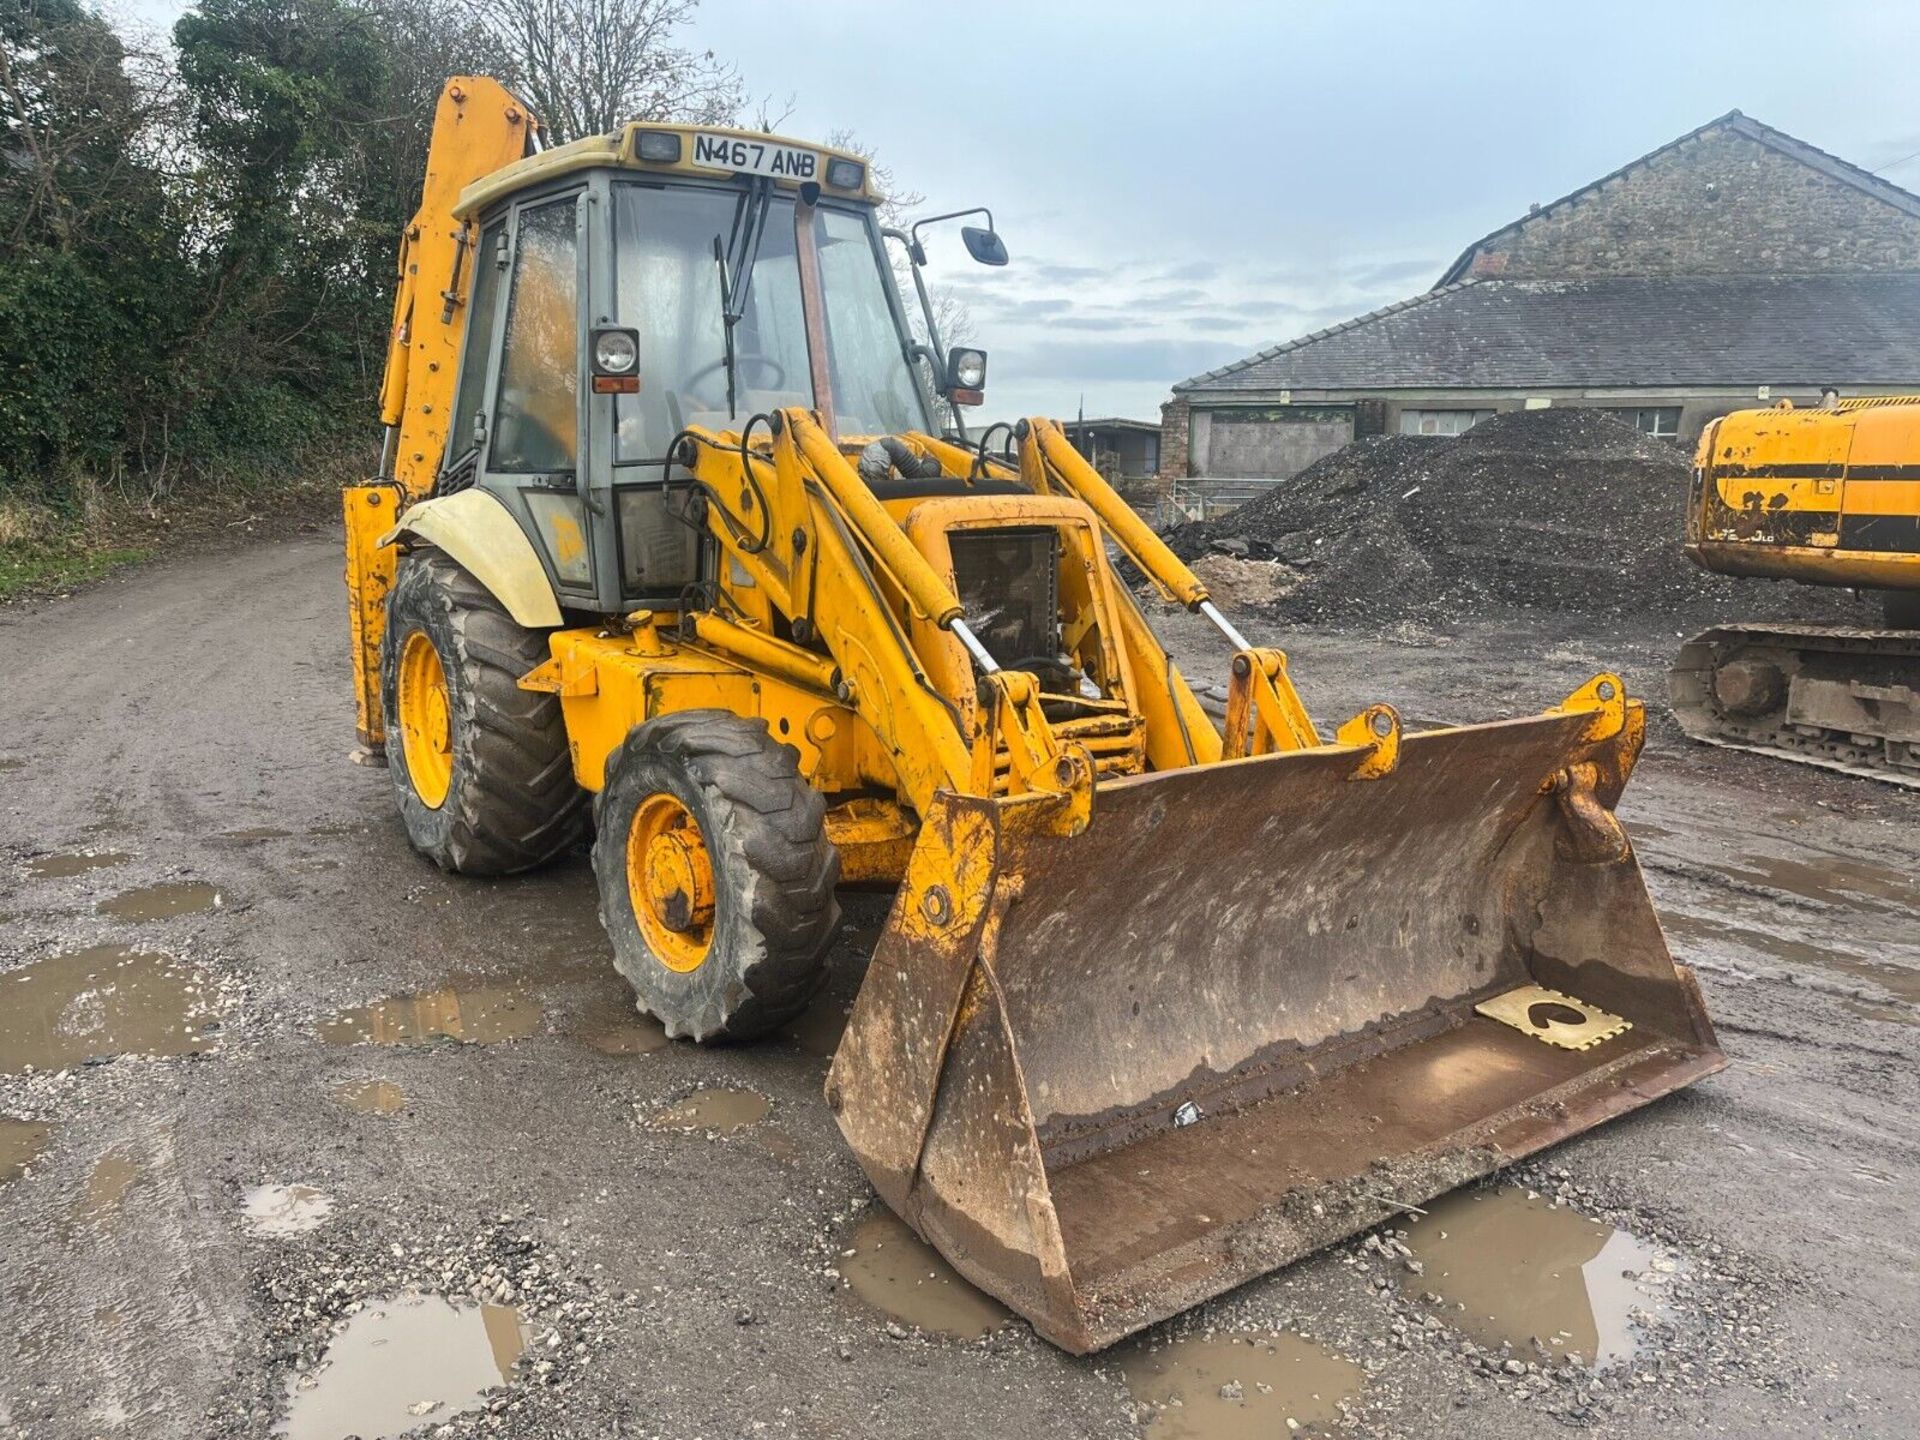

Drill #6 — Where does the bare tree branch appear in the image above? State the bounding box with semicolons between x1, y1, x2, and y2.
458;0;741;142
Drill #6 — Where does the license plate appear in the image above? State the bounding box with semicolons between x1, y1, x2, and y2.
689;133;819;182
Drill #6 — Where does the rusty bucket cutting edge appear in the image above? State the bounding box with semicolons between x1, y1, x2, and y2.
826;705;1724;1354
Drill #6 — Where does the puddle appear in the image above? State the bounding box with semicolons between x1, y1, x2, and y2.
1721;853;1920;913
785;994;852;1057
0;946;219;1072
648;1088;769;1132
842;1208;1010;1340
319;980;543;1047
243;1183;334;1237
336;1079;406;1115
97;881;223;921
26;850;130;878
1661;912;1920;1005
1404;1186;1669;1367
0;1118;53;1185
580;1013;670;1055
277;1292;525;1440
1119;1332;1363;1438
216;827;291;843
70;1151;141;1233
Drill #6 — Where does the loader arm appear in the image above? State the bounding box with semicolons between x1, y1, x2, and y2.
677;408;987;815
1018;414;1321;759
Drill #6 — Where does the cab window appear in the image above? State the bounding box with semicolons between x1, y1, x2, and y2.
490;198;580;474
448;219;505;463
813;206;927;434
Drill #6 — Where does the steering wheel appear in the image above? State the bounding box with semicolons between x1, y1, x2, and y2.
681;353;789;411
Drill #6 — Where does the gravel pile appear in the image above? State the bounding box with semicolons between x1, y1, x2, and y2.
1161;408;1870;628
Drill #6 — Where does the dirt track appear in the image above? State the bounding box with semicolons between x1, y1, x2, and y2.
1;532;1915;1438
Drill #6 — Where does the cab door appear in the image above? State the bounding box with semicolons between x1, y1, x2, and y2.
469;191;595;606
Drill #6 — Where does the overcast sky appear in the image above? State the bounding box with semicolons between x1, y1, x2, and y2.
118;0;1920;425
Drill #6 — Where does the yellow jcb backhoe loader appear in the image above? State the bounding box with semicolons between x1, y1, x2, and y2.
1673;396;1920;786
342;77;1724;1352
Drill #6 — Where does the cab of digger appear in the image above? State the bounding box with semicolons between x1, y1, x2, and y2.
443;124;1004;619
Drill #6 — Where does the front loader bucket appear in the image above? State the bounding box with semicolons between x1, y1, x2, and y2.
828;698;1723;1353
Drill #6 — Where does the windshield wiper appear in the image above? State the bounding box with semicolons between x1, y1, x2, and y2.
713;176;774;417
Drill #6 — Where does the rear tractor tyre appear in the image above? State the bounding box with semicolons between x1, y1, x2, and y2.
592;711;840;1041
379;549;589;875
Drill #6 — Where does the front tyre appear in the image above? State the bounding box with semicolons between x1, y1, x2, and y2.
379;550;589;875
592;711;839;1041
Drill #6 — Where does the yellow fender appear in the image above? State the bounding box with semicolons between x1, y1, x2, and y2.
382;488;564;629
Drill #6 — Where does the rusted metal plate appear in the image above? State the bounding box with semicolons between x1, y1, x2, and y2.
1474;984;1631;1050
830;711;1726;1353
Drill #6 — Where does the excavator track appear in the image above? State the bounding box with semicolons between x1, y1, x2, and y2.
1671;624;1920;788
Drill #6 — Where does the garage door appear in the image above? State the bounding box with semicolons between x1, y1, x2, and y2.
1198;406;1354;479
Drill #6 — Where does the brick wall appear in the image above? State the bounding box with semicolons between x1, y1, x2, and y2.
1466;126;1920;279
1157;397;1190;482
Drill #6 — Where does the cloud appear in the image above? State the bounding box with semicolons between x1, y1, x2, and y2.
1029;261;1111;284
1157;259;1220;282
1237;298;1303;318
1004;336;1252;384
1138;287;1210;308
1041;315;1137;331
1346;257;1442;288
1182;315;1259;333
995;297;1075;319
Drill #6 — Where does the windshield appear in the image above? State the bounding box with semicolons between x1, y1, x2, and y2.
813;206;926;434
610;183;927;461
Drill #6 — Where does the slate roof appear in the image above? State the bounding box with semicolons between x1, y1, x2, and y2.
1437;111;1920;287
1174;274;1920;396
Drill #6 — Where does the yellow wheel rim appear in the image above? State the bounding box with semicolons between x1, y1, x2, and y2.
627;793;716;973
396;630;454;810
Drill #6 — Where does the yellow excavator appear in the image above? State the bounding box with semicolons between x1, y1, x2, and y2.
1673;397;1920;786
342;77;1723;1352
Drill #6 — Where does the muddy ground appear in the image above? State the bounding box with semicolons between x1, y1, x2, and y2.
1;531;1915;1438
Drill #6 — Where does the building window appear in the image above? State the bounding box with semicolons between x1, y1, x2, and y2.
1399;408;1494;437
1607;406;1682;440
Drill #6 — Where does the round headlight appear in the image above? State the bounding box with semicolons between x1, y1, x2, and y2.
594;331;638;374
953;350;987;389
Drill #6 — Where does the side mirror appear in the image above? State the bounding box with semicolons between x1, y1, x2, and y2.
960;226;1008;266
946;347;987;407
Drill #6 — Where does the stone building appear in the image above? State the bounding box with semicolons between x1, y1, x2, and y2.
1159;112;1920;490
